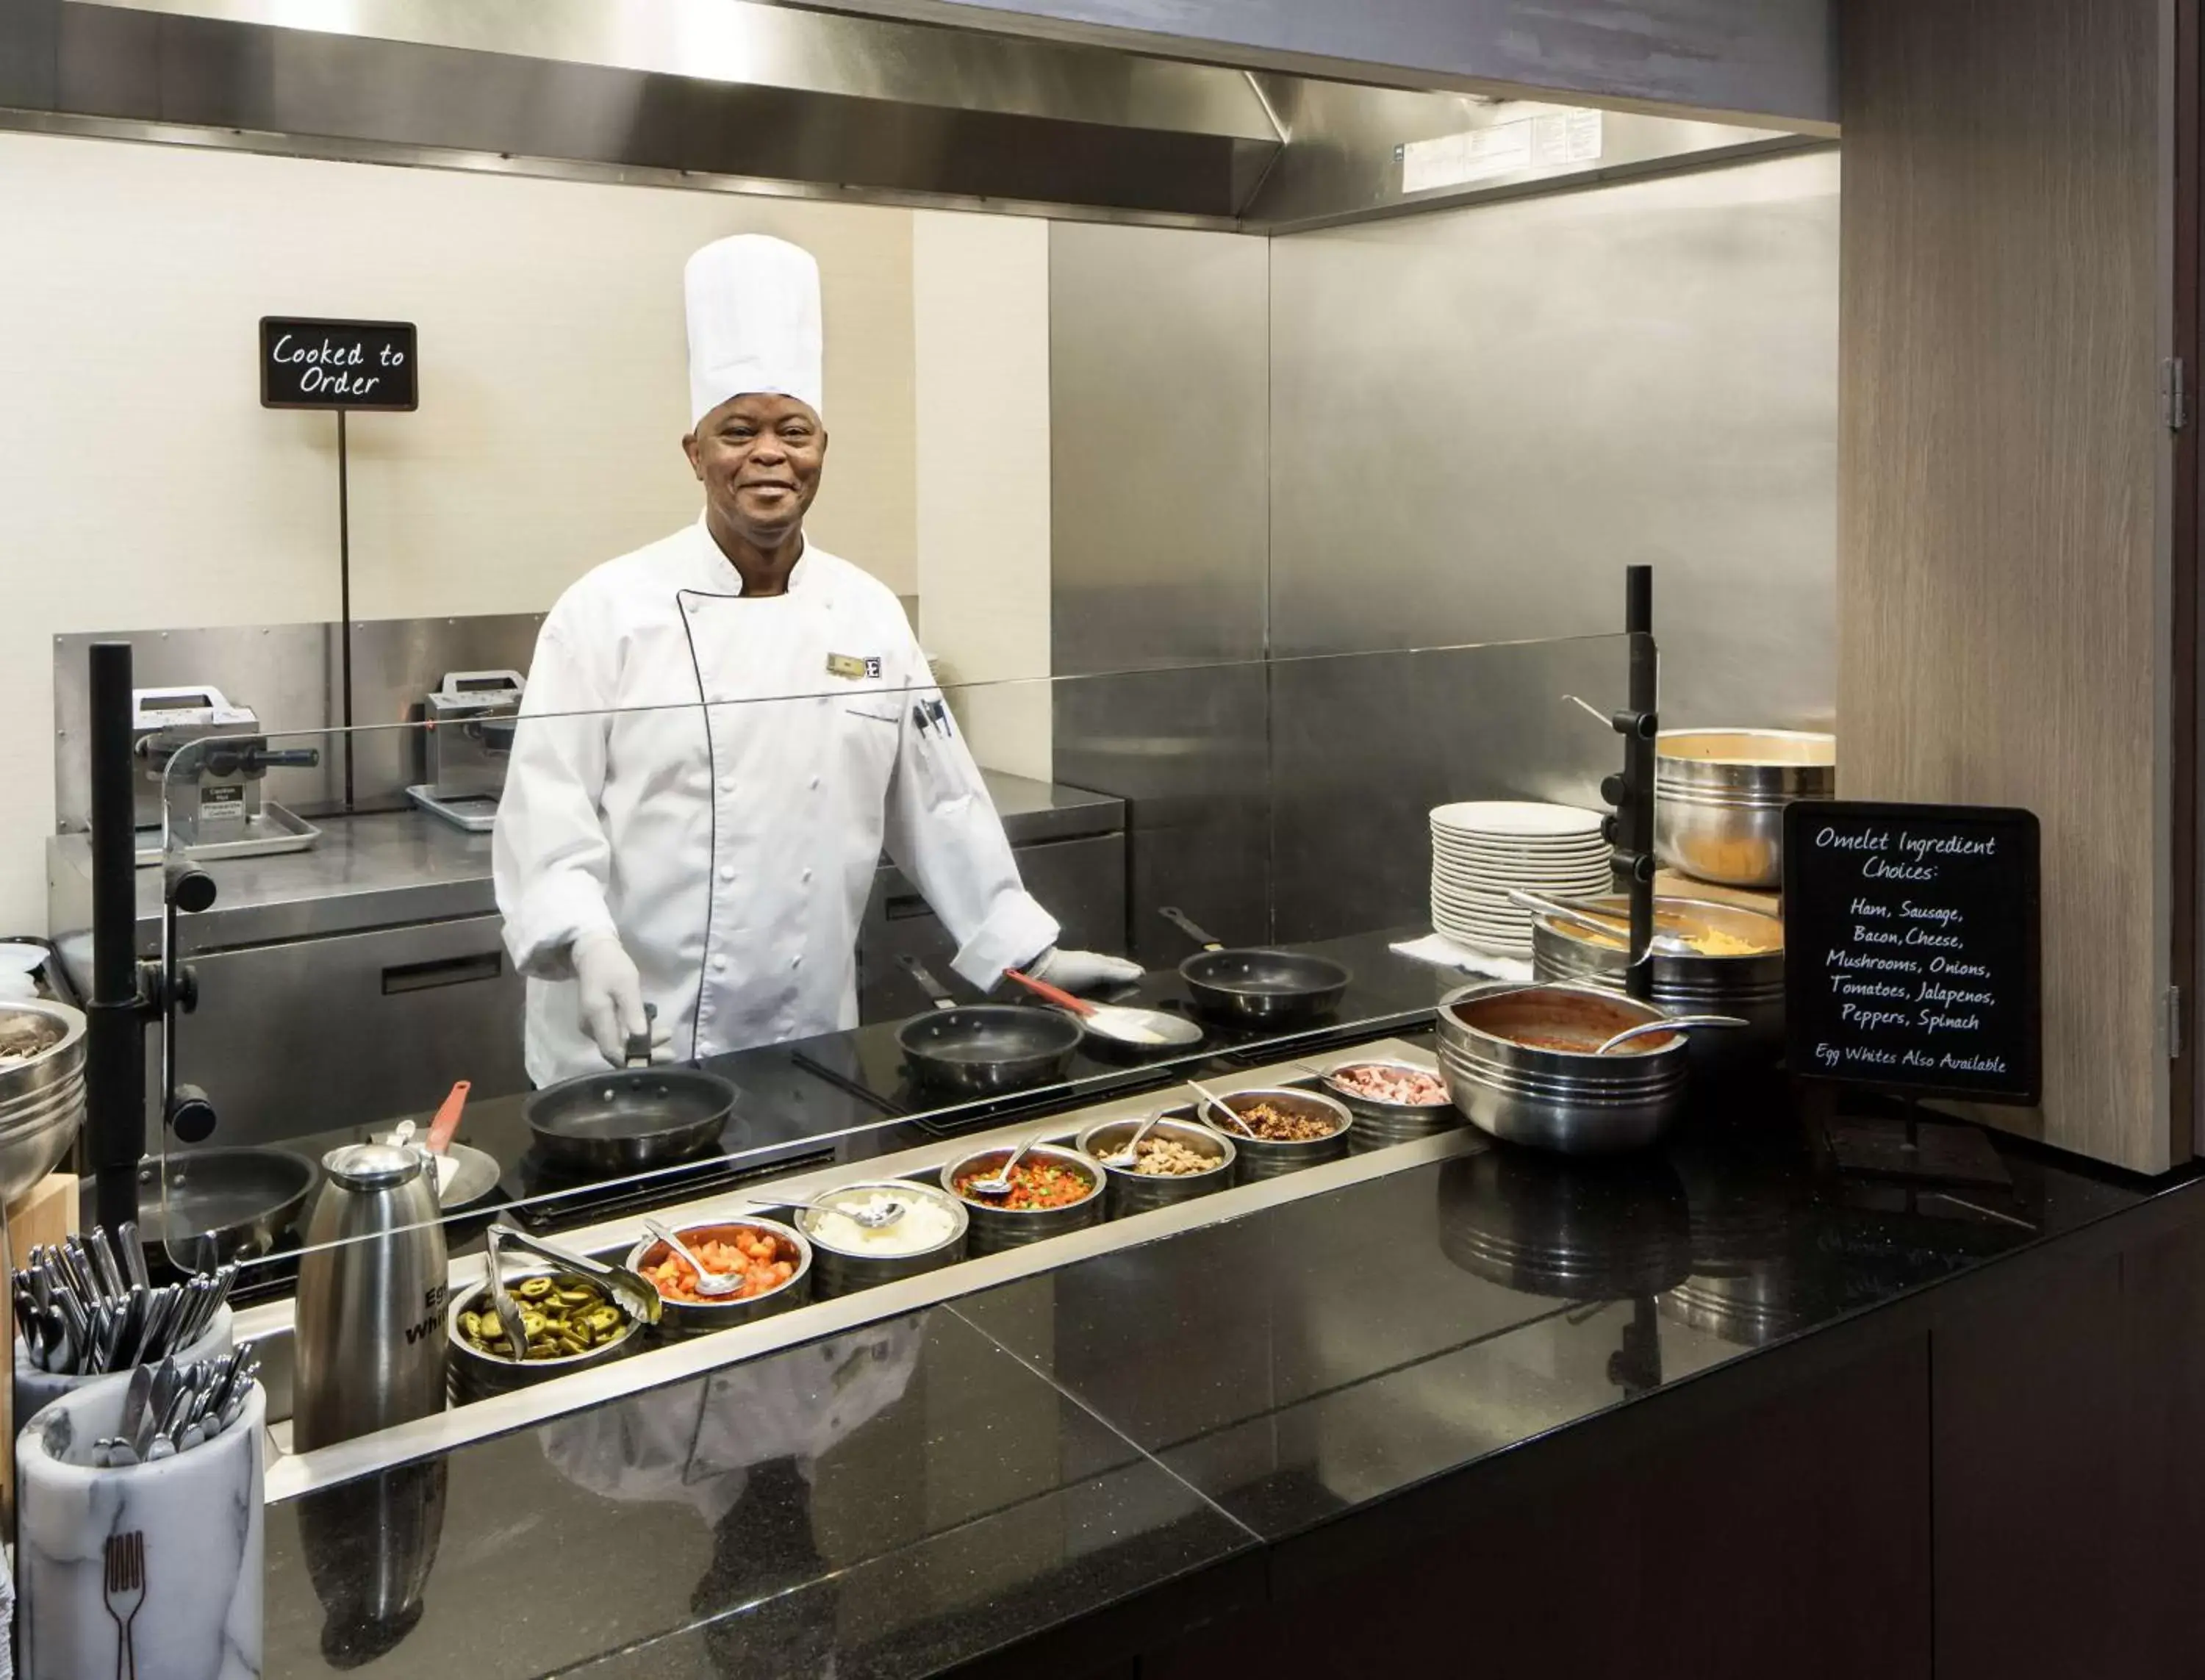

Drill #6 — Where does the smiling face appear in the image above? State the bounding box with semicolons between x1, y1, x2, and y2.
683;392;828;553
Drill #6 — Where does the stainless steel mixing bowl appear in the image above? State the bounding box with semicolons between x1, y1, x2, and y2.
1654;729;1835;889
1436;983;1693;1155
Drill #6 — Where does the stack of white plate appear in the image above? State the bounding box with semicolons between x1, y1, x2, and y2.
1430;801;1613;955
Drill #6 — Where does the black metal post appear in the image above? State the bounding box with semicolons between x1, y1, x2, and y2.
1622;567;1658;999
86;641;146;1231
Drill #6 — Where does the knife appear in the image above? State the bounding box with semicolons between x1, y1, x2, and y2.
118;1363;154;1454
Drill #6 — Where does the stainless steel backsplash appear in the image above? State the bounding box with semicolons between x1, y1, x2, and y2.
52;615;545;830
1050;150;1838;947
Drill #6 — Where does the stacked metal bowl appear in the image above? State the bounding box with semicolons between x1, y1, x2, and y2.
942;1144;1105;1254
800;1182;968;1298
626;1217;815;1337
447;1263;649;1401
1654;729;1836;890
1075;1117;1235;1216
1168;1089;1352;1182
0;1002;87;1205
1316;1060;1460;1153
1435;983;1691;1156
1529;894;1786;1073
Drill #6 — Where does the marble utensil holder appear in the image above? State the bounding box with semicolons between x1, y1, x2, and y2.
17;1376;265;1680
14;1305;234;1435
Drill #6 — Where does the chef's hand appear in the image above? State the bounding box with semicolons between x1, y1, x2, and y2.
572;931;673;1066
1028;946;1144;995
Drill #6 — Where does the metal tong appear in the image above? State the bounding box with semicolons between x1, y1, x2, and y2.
484;1222;663;1327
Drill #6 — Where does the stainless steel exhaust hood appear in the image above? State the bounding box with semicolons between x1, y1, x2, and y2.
0;0;1815;227
1;0;1283;223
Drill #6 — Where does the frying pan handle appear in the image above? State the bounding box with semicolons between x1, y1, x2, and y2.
625;1002;657;1069
1158;906;1225;952
1003;968;1095;1016
897;954;958;1010
426;1080;471;1153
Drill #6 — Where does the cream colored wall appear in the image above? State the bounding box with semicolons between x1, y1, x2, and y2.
911;210;1053;781
0;130;920;933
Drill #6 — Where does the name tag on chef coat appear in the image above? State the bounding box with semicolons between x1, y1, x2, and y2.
827;653;883;681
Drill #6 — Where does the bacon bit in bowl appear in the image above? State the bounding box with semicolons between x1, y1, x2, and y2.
1221;1099;1342;1142
640;1224;801;1305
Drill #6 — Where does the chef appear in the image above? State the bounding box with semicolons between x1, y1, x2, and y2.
495;234;1137;1081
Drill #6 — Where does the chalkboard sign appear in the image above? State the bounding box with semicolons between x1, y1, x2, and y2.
259;317;417;410
1783;801;2041;1105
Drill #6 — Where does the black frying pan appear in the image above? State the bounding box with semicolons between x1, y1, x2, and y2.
137;1146;318;1265
896;957;1080;1097
525;1008;736;1174
1158;906;1352;1031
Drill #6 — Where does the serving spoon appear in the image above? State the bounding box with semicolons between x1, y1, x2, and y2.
1103;1112;1167;1169
1183;1078;1252;1136
1593;1015;1750;1055
966;1130;1049;1198
642;1218;742;1298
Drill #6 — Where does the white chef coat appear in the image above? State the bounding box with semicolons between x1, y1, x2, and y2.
539;1320;921;1526
494;520;1058;1085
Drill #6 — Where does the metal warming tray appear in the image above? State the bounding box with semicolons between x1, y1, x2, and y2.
243;1038;1468;1497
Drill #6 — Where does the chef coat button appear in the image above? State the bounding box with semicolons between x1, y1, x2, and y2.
801;868;814;884
711;955;728;974
719;864;736;883
809;775;821;791
685;599;701;615
720;777;736;794
789;953;803;970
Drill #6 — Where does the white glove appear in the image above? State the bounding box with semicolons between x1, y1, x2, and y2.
1028;946;1144;996
572;931;673;1067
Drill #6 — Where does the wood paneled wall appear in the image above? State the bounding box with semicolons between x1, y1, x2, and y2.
1838;0;2179;1170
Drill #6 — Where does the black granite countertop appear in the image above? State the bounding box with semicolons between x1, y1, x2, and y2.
255;1035;2190;1679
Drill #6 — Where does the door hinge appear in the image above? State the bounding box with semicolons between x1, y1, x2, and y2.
2168;986;2184;1060
2164;357;2190;431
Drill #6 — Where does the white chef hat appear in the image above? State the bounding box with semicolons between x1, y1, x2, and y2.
684;234;824;425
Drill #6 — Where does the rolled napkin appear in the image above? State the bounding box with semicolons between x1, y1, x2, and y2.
18;1370;265;1680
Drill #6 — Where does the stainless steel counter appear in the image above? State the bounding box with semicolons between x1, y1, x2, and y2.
46;769;1125;960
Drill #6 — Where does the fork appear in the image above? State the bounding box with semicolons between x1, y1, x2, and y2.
104;1529;147;1680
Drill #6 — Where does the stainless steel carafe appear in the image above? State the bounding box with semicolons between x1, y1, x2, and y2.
292;1141;448;1451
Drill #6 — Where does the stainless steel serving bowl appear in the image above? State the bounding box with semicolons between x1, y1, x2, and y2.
1436;983;1692;1155
942;1144;1105;1254
1530;895;1786;1073
626;1217;814;1336
1435;1151;1693;1301
448;1263;647;1401
1316;1060;1460;1153
1654;728;1836;889
799;1182;968;1299
1075;1117;1235;1216
1179;1088;1352;1181
0;1001;85;1203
